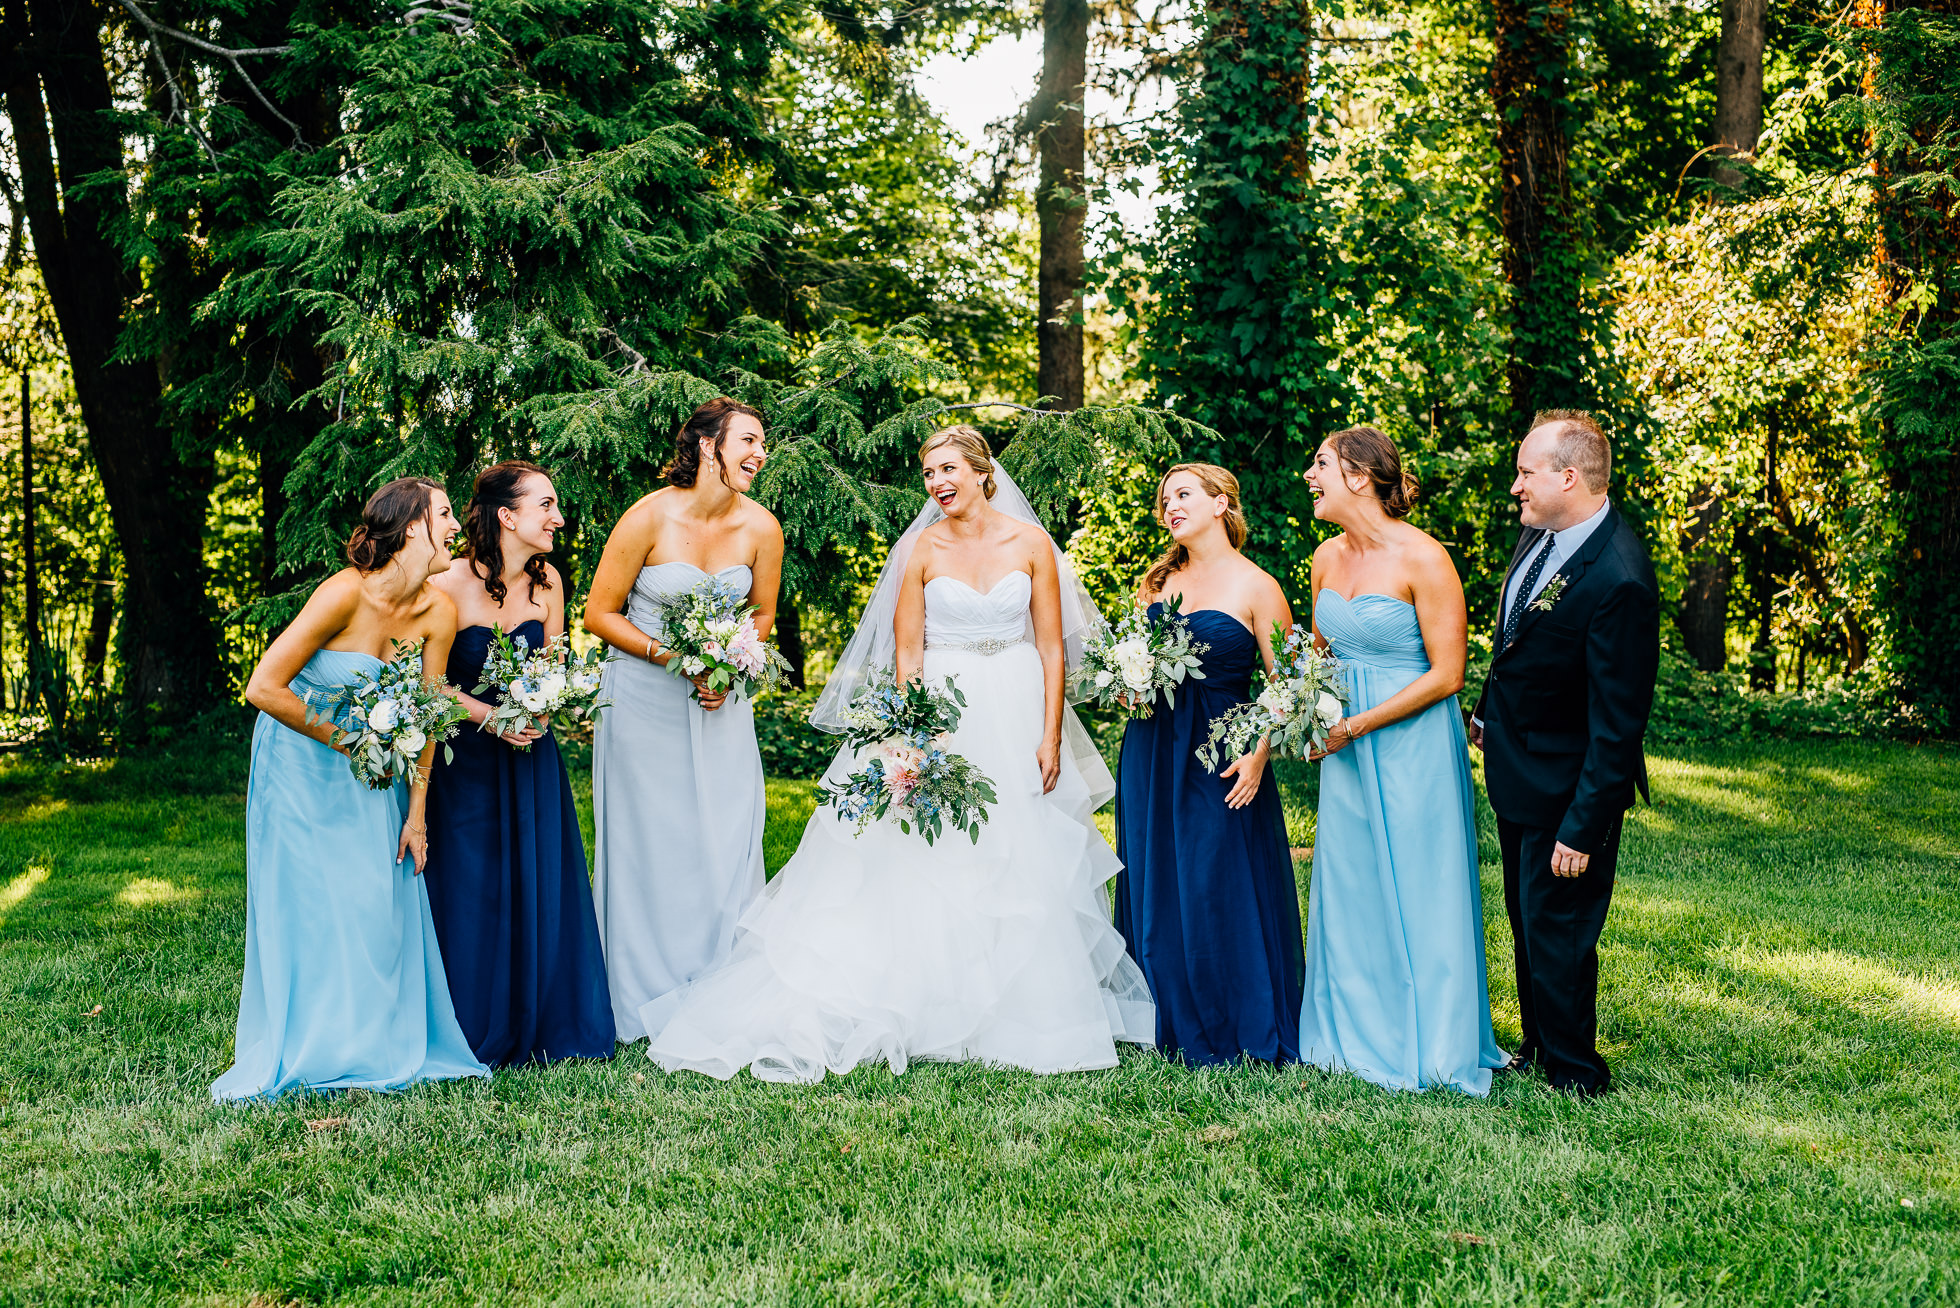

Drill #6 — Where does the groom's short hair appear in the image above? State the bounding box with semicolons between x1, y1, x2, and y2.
1531;409;1611;493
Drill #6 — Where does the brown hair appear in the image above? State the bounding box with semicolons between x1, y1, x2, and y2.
1531;409;1612;493
346;476;445;573
463;461;554;606
1142;462;1248;598
1327;426;1417;518
666;397;765;489
918;424;998;499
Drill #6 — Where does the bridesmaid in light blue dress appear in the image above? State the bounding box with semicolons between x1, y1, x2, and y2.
214;477;489;1101
583;399;786;1041
1298;428;1506;1096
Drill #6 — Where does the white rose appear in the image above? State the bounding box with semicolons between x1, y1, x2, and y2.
540;672;567;701
1315;692;1343;727
1094;669;1114;689
396;727;427;755
367;698;401;733
520;690;551;714
1257;684;1297;722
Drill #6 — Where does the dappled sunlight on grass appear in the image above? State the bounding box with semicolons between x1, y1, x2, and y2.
115;877;199;909
0;864;48;917
1722;946;1960;1036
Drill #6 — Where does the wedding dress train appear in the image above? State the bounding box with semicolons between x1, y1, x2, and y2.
641;571;1156;1082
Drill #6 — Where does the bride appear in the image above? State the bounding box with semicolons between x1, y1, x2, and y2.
640;425;1156;1081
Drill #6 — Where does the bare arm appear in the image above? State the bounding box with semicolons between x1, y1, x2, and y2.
545;564;567;643
747;512;786;644
582;505;665;664
1220;571;1294;809
893;540;929;685
398;598;457;873
1028;542;1065;794
243;573;363;750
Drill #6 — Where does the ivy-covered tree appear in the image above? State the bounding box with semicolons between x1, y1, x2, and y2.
1108;0;1352;588
1841;0;1960;728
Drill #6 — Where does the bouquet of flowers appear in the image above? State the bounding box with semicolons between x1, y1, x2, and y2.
305;639;472;789
650;579;792;704
1073;594;1209;717
817;670;998;845
1195;625;1348;773
472;628;609;747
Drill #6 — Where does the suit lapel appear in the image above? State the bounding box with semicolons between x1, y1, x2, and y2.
1501;505;1621;655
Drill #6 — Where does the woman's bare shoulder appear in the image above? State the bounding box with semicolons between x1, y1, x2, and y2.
1395;522;1458;574
737;493;782;535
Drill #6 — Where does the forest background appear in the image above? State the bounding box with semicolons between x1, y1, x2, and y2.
0;0;1955;756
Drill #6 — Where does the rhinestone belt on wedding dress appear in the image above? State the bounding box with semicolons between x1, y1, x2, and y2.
925;636;1027;656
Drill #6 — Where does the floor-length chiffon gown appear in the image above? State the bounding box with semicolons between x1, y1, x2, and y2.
641;572;1155;1082
591;562;767;1042
1299;590;1507;1096
213;648;490;1101
422;620;616;1067
1113;606;1304;1067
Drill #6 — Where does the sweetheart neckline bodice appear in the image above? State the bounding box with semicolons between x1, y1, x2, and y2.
924;570;1033;647
1313;587;1428;668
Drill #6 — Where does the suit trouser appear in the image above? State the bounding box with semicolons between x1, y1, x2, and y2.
1498;813;1621;1092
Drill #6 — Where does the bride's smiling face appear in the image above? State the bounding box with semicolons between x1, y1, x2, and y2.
922;444;986;518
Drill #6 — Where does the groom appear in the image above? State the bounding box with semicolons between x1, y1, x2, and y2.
1470;410;1658;1094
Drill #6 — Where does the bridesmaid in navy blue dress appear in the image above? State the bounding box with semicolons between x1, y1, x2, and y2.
424;462;615;1066
1114;463;1304;1066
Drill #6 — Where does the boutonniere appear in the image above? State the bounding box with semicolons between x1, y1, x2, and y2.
1530;575;1568;613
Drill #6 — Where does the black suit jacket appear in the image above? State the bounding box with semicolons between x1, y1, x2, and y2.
1474;505;1659;854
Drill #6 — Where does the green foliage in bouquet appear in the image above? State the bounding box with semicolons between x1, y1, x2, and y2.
1196;624;1347;773
472;629;609;749
1074;593;1209;718
817;670;996;845
303;639;470;789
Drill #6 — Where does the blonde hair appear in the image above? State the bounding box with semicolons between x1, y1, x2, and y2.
1143;462;1248;598
1531;409;1612;493
919;424;998;499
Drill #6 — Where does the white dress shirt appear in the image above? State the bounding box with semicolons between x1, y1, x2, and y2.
1501;497;1612;632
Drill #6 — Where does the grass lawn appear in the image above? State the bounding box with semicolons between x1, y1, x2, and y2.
0;734;1955;1305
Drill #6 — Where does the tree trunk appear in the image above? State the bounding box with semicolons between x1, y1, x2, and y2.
1490;0;1590;426
4;0;221;721
1676;483;1732;670
1678;0;1770;659
19;369;38;672
1712;0;1767;188
1033;0;1087;411
82;563;112;687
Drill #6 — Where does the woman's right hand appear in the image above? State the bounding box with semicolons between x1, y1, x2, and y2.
690;674;728;711
489;719;547;748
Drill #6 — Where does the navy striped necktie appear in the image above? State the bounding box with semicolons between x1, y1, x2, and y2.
1502;534;1557;650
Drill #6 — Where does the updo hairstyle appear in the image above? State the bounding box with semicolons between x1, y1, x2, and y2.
463;460;554;605
918;424;998;500
1142;462;1248;598
1327;425;1417;518
346;476;445;573
666;397;765;489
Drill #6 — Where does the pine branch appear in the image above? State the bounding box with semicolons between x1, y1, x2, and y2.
117;0;304;150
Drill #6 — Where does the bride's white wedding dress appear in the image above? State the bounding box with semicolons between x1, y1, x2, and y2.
640;570;1156;1082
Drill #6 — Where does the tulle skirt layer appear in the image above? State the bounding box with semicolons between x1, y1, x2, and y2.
641;644;1155;1082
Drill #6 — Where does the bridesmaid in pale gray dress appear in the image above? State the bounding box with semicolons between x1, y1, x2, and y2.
582;398;786;1042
